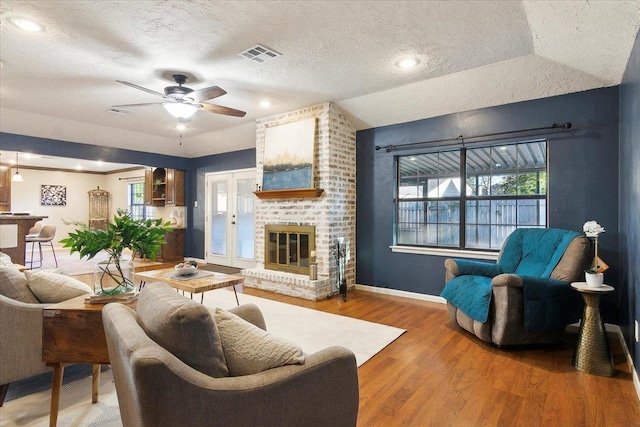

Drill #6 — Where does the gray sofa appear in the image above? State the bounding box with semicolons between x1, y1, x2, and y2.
0;258;92;405
102;282;359;427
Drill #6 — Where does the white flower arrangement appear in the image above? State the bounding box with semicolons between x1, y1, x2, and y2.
583;220;607;274
583;220;605;237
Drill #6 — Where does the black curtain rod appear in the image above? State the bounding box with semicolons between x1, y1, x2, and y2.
118;176;144;181
374;122;572;153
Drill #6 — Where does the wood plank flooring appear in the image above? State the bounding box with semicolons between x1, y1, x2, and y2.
239;287;640;426
74;266;640;426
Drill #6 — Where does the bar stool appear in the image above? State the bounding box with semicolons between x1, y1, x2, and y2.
26;225;58;269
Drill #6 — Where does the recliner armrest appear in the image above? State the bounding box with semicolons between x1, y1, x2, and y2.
445;258;500;282
491;273;523;288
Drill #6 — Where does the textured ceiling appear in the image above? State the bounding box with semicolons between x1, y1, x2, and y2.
0;0;638;162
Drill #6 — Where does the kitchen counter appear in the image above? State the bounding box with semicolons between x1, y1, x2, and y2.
0;215;48;265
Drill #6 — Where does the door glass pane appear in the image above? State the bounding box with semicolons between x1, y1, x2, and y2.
210;180;227;256
235;178;255;260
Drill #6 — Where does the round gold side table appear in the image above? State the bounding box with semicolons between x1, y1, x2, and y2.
571;282;615;377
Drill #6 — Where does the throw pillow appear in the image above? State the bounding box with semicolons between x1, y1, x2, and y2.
25;270;92;303
0;251;13;267
213;307;305;376
0;266;38;303
136;282;229;378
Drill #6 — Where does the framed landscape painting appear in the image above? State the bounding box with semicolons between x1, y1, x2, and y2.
263;118;316;190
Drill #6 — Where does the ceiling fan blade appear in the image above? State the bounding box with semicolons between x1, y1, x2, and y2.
200;103;246;117
112;102;163;108
116;80;166;98
186;86;226;103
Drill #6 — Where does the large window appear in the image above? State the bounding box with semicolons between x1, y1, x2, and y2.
395;140;547;250
128;182;152;220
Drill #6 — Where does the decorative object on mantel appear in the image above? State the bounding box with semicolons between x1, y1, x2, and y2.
583;220;609;287
60;209;171;295
262;117;317;191
329;239;348;301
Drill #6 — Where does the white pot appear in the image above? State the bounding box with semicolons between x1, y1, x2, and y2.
585;272;604;287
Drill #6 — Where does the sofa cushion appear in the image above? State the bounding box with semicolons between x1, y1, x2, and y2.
213;307;305;376
0;266;38;303
0;251;13;267
25;270;92;303
136;282;229;377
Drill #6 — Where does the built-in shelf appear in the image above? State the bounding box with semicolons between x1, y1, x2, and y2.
253;188;325;199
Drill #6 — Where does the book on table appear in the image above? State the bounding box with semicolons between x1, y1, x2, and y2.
85;291;139;304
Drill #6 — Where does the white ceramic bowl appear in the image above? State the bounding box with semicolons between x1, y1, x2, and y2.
174;264;198;276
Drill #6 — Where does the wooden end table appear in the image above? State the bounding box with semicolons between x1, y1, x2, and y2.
135;268;243;304
42;295;137;427
571;282;615;377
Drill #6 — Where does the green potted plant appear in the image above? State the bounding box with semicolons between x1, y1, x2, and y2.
60;209;172;295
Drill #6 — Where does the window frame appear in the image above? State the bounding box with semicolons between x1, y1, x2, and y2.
127;181;152;220
393;139;549;252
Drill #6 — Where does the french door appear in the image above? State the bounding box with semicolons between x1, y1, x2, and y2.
205;169;256;269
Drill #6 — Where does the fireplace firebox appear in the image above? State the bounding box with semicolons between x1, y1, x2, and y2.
264;224;315;275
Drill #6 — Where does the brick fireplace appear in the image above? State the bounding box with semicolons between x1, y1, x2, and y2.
242;102;356;300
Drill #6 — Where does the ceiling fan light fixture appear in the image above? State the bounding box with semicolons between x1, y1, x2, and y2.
164;102;197;119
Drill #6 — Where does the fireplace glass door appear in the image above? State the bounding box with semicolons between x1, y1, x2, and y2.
205;169;256;269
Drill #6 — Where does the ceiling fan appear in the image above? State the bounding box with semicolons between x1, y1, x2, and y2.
112;74;246;120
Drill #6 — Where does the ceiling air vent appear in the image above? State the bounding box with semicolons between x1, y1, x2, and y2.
239;44;281;63
109;107;133;115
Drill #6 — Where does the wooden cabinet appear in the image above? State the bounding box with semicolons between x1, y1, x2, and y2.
156;228;185;263
144;167;184;207
0;167;10;211
165;168;185;206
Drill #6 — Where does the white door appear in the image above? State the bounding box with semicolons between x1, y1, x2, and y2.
205;169;256;269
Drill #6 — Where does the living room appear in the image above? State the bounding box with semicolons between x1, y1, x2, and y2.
1;1;640;425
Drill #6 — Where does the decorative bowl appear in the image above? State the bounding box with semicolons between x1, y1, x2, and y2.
175;262;198;276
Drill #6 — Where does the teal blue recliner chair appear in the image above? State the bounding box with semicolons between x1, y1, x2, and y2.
441;228;591;346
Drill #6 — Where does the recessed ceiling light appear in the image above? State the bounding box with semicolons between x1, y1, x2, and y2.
176;124;186;130
96;160;104;166
9;17;44;33
75;165;83;170
259;100;272;108
396;57;419;69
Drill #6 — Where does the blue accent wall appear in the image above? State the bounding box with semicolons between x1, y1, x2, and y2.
619;28;640;383
356;87;620;319
185;149;256;259
0;132;191;170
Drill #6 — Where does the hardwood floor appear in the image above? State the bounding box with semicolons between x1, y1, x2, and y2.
240;287;640;426
75;265;640;426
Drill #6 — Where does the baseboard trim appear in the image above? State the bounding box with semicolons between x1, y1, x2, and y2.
355;284;446;304
609;324;640;403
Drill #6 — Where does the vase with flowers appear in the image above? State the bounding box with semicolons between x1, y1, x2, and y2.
583;220;608;287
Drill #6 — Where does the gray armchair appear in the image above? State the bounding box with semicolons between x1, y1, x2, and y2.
0;293;51;405
102;283;359;427
441;228;591;346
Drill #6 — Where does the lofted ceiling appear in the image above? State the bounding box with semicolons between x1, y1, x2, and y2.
0;0;638;164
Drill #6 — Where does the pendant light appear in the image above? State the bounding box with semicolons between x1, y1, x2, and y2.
12;153;23;182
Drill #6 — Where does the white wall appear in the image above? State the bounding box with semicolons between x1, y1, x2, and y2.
11;167;146;245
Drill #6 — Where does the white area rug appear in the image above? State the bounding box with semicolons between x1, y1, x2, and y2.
0;290;405;426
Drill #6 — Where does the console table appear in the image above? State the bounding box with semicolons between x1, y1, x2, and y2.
571;282;615;377
43;295;137;426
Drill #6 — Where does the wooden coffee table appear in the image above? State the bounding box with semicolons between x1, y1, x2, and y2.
42;295;137;427
135;268;243;304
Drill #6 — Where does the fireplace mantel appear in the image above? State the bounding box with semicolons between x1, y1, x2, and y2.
253;188;324;199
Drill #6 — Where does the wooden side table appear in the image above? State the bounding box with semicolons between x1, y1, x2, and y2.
571;282;615;377
43;295;137;426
